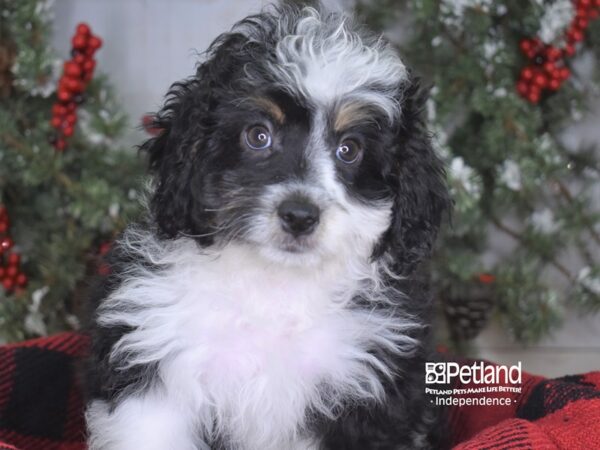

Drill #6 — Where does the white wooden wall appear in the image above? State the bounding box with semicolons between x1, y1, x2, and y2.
51;0;600;377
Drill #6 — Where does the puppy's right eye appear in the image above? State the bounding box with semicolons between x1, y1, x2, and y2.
244;125;272;150
336;139;362;164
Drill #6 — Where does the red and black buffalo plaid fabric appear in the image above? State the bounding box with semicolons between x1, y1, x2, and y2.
0;333;599;449
0;334;87;450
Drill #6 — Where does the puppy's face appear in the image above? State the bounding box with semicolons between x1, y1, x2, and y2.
146;5;448;270
203;88;400;266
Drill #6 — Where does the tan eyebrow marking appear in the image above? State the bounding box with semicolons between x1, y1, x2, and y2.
251;97;285;124
334;101;376;132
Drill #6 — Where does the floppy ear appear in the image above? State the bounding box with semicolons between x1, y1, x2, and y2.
383;79;450;274
140;32;252;241
140;77;208;240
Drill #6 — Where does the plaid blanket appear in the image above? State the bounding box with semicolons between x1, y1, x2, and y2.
0;333;598;449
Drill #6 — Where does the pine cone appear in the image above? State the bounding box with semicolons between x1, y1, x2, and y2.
443;280;496;341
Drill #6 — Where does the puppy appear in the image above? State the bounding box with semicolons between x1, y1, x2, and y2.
85;2;449;449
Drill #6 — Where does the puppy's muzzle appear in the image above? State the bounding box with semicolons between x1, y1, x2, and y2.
277;198;320;237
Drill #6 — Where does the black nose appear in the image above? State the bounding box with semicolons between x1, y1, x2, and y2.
277;199;320;236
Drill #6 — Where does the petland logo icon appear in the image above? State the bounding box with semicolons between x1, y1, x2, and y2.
426;361;522;385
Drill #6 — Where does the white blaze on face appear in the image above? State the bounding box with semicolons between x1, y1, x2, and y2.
246;107;392;268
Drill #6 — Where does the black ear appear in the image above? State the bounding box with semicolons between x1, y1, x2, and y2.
140;31;252;240
140;77;207;239
384;79;450;274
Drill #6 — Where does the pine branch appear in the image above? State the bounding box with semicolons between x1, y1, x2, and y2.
1;132;78;193
1;132;35;157
490;215;574;280
554;180;600;246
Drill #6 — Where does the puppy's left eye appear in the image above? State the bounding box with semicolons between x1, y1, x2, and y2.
336;139;362;164
244;125;272;150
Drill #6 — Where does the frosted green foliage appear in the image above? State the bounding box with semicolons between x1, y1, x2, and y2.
356;0;600;344
0;0;144;342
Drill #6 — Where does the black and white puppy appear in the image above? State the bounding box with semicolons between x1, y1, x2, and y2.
85;2;449;449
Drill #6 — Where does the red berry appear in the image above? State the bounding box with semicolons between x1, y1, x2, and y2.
478;273;496;284
549;78;561;90
545;47;562;61
568;28;584;42
3;277;14;291
65;78;83;92
67;102;77;112
0;223;7;234
520;39;533;54
564;44;576;57
522;67;534;80
58;77;71;90
590;9;599;18
83;59;96;73
89;36;103;50
534;73;548;88
99;242;112;255
16;273;27;287
55;138;66;151
66;113;77;125
72;35;88;50
0;268;4;278
517;81;529;96
0;237;13;251
52;104;68;116
63;126;74;137
74;53;86;65
522;38;541;54
64;61;82;78
51;116;63;128
560;67;571;80
57;89;72;102
77;23;91;37
7;253;20;266
576;17;589;29
6;266;18;278
543;62;555;73
551;67;562;79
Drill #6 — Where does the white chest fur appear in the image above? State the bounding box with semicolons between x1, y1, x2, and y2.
97;239;417;450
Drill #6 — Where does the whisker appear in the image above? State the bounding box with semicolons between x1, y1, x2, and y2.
180;210;257;240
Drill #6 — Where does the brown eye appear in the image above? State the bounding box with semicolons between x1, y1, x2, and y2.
244;125;272;150
336;139;362;164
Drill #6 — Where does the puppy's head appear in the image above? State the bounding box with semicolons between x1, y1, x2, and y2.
144;3;448;271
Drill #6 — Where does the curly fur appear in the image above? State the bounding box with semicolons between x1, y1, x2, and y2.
84;2;450;449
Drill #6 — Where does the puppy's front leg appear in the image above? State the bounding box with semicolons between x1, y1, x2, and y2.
86;391;205;450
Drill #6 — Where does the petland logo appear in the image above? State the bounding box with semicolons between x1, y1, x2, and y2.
426;361;522;385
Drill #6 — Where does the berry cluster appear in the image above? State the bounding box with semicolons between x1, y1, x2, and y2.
517;42;571;103
0;206;27;293
49;23;102;151
517;0;600;103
